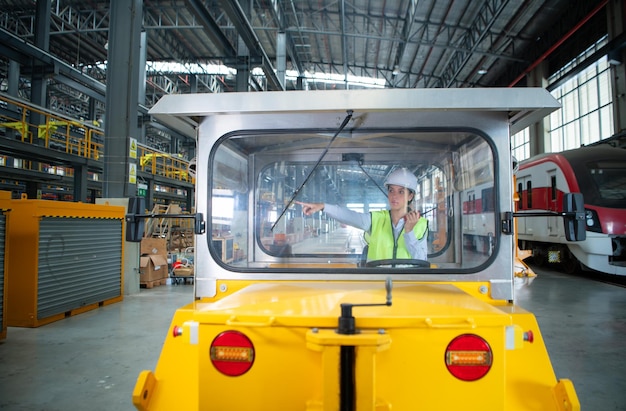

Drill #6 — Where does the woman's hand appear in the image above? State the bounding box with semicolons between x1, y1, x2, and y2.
295;201;324;216
403;210;421;232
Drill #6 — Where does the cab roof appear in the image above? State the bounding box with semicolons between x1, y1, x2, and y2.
148;88;560;138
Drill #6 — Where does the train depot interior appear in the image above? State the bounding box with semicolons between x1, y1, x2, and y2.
1;1;625;410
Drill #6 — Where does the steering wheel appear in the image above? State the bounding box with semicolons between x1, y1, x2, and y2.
365;259;430;268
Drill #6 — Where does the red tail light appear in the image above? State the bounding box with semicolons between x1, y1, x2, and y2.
445;334;492;381
210;331;255;376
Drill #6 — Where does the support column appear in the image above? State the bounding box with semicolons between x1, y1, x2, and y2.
146;179;155;211
178;71;195;167
7;60;19;97
189;74;198;93
276;31;286;89
137;30;148;145
104;0;143;198
526;61;550;155
236;40;250;92
73;164;88;202
88;97;97;124
25;181;40;199
235;0;251;92
297;76;306;90
186;188;193;213
6;60;20;140
30;0;51;148
608;0;626;136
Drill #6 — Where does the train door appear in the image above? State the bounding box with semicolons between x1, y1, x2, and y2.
515;175;530;235
548;170;559;237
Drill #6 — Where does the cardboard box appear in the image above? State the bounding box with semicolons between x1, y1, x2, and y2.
170;229;194;250
140;254;169;282
141;237;167;256
173;266;194;277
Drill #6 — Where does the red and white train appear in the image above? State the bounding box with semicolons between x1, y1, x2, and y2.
516;145;626;276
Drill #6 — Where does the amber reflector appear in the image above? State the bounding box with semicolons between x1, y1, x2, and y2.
445;334;493;381
210;331;255;376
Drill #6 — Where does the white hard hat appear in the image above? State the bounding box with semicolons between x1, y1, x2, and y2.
384;168;417;192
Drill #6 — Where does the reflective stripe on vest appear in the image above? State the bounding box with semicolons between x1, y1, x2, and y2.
366;210;428;261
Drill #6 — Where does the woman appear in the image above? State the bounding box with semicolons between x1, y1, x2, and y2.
296;168;428;262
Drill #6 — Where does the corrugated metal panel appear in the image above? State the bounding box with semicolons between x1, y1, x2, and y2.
37;217;122;320
0;213;5;330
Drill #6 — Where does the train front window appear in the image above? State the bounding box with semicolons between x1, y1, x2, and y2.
587;161;626;207
209;129;497;272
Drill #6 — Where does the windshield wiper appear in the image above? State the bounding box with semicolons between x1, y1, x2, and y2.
271;110;354;231
357;162;387;197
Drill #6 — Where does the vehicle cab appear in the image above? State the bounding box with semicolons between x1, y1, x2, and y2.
132;88;579;411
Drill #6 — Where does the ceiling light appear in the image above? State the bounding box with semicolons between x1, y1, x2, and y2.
477;68;488;75
392;65;400;76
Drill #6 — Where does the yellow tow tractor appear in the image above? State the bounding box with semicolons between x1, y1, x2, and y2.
127;88;581;411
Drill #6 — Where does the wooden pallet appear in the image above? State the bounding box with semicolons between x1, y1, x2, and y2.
140;278;167;289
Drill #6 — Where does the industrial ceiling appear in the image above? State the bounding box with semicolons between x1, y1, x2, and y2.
0;0;609;98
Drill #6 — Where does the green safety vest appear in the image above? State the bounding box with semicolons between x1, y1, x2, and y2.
365;210;428;261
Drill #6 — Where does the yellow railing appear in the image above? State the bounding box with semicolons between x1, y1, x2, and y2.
138;146;193;183
0;93;192;184
39;119;104;160
0;93;103;161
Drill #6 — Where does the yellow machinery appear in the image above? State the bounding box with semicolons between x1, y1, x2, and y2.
2;195;125;327
129;88;580;410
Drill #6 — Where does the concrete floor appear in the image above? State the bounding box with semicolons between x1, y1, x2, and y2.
0;268;624;411
0;284;193;411
515;268;626;411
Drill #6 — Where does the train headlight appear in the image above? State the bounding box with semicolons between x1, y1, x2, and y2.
585;208;602;233
210;331;255;376
445;334;493;381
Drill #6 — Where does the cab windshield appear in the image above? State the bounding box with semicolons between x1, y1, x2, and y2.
208;128;497;272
